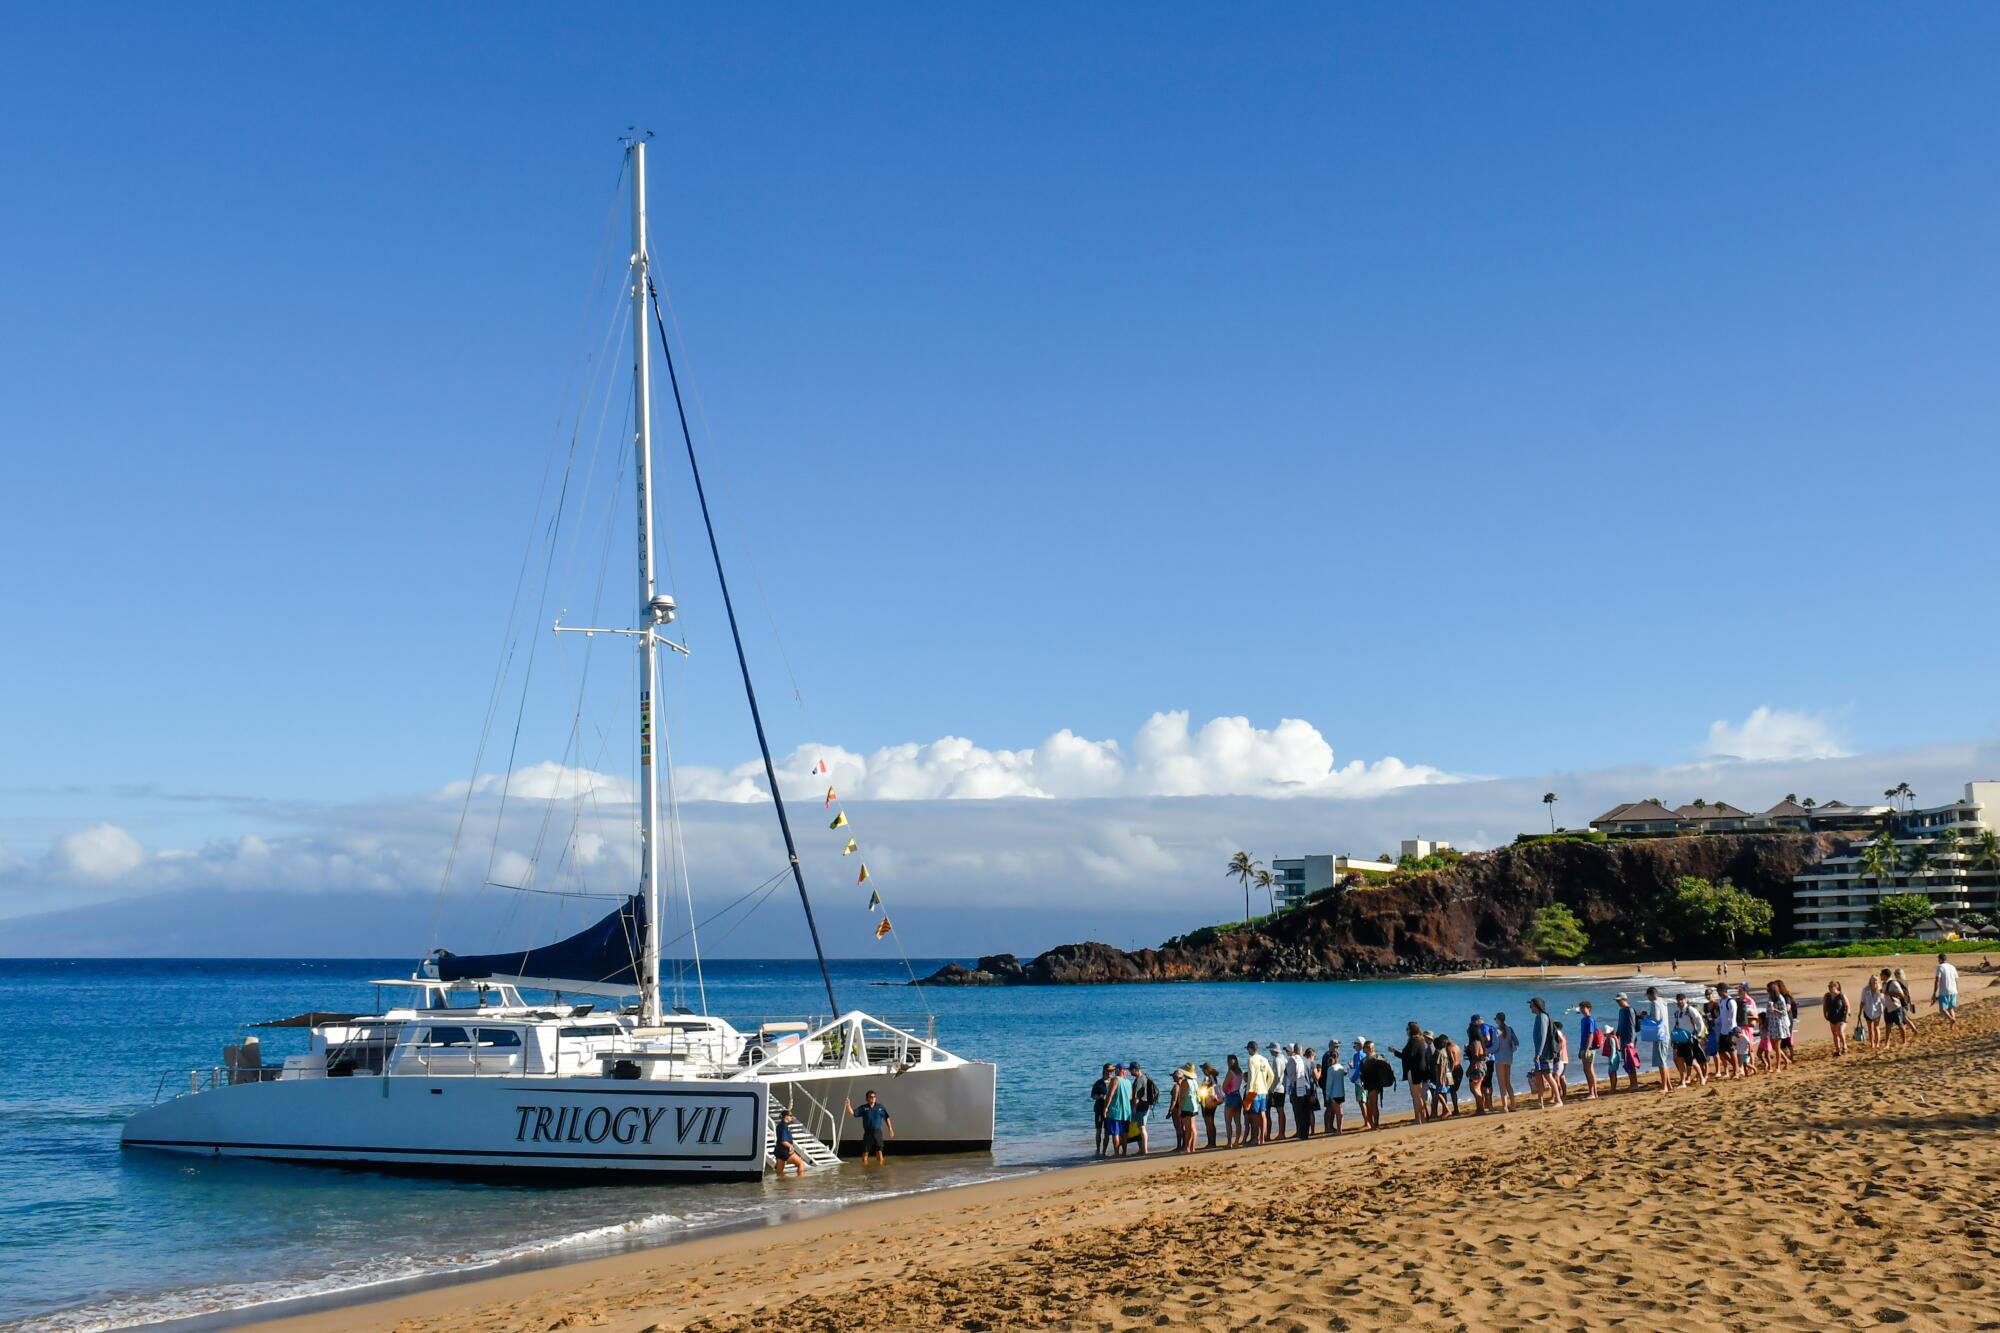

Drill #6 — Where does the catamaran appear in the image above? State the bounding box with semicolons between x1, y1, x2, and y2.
121;140;997;1180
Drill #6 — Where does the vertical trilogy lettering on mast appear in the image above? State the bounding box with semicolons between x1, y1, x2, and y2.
628;137;841;1018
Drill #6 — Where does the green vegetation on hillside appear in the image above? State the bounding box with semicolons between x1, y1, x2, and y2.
1525;904;1589;961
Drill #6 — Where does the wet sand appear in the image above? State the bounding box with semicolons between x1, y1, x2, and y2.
247;969;2000;1333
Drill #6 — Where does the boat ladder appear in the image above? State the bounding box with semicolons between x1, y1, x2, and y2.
767;1105;842;1170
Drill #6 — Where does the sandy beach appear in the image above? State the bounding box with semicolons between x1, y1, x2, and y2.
243;962;2000;1333
1446;951;2000;989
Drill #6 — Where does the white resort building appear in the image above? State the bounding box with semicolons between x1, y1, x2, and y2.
1272;854;1397;910
1792;781;2000;940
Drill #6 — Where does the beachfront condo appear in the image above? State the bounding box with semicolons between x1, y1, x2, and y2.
1792;781;2000;940
1272;854;1399;910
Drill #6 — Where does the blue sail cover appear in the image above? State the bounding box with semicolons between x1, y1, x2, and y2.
435;895;645;993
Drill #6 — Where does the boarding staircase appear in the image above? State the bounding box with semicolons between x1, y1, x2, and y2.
766;1103;842;1170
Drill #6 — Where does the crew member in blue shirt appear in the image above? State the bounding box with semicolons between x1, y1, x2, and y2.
844;1090;894;1166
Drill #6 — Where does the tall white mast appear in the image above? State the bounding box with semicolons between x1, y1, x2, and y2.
630;139;666;1028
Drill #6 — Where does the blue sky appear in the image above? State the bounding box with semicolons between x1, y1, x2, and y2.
3;8;1998;953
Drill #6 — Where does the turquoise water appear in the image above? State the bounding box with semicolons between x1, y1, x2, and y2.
0;957;1668;1330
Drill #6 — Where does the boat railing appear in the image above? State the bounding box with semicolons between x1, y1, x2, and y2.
153;1065;281;1102
771;1076;848;1147
737;1013;938;1047
739;1011;946;1075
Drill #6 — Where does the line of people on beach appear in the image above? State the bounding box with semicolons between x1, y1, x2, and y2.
1088;955;1964;1157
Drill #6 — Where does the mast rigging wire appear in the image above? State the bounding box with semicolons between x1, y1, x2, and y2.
430;167;629;955
646;272;840;1017
648;276;933;1015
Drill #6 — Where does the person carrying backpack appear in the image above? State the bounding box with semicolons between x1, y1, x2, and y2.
1358;1040;1396;1131
1398;1022;1434;1124
1129;1061;1159;1155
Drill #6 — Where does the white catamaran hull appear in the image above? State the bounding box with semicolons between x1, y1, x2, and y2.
764;1059;996;1154
122;1077;769;1180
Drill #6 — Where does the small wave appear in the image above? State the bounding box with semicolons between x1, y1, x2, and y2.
10;1168;1042;1331
7;1212;686;1332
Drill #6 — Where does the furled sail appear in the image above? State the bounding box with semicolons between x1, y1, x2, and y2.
434;895;645;995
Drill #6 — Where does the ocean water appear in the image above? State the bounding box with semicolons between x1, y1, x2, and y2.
0;957;1673;1330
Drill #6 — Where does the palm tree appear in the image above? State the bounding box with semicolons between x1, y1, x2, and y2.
1935;827;1961;874
1225;851;1260;926
1255;867;1278;916
1978;828;2000;877
1868;829;1900;885
1803;797;1816;809
1904;844;1934;881
1542;791;1558;832
1861;843;1891;886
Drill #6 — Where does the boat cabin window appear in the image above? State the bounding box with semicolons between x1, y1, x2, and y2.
559;1024;621;1039
411;1025;522;1049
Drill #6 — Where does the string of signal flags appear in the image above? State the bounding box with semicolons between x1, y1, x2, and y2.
817;758;893;941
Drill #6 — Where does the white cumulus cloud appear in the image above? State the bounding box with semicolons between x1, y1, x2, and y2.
671;711;1454;803
441;762;636;804
52;823;146;881
1699;707;1850;763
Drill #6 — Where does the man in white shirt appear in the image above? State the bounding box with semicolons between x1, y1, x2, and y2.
1244;1041;1275;1146
1267;1040;1289;1139
1670;994;1709;1088
1711;987;1739;1077
1934;954;1961;1024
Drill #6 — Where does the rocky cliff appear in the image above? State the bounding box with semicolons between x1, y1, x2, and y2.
915;832;1842;985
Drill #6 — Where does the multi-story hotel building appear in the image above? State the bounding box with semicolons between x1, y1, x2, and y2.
1792;781;2000;939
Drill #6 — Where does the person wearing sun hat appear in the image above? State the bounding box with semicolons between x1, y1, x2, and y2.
1197;1062;1222;1149
1128;1060;1158;1155
1170;1063;1201;1153
1090;1062;1115;1157
1102;1062;1133;1157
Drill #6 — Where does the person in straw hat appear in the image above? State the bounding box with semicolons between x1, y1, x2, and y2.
1170;1063;1201;1153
